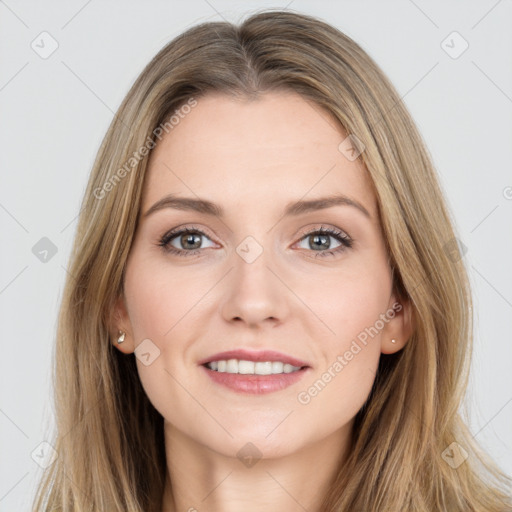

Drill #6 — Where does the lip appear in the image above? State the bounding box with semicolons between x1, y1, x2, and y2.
197;349;310;368
200;364;311;394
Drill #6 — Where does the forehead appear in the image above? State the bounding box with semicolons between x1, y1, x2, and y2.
143;91;376;219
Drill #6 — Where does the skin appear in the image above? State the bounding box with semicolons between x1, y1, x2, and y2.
111;90;413;512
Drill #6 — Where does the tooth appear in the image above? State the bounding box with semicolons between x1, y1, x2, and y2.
207;359;301;374
238;360;255;374
226;359;238;373
255;361;273;375
271;361;284;373
283;363;295;373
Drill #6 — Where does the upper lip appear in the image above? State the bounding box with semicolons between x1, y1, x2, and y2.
198;349;310;368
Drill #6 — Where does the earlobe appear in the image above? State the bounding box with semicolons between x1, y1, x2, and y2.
112;328;135;354
111;329;135;354
109;295;135;354
381;296;414;355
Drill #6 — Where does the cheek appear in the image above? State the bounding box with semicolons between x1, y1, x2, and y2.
295;256;391;410
123;256;197;423
124;255;191;340
306;255;392;353
272;262;390;453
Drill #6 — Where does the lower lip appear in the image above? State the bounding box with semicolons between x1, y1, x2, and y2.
200;364;310;394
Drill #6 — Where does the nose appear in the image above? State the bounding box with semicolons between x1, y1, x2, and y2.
220;242;290;328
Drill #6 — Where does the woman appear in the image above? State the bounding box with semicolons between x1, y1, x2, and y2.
32;8;512;511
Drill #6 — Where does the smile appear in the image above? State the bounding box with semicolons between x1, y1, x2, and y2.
205;359;303;375
201;361;310;394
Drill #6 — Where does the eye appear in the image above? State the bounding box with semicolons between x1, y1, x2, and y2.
157;224;353;258
295;225;353;258
158;226;216;256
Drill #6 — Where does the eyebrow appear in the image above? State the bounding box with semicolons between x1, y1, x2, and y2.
143;193;371;220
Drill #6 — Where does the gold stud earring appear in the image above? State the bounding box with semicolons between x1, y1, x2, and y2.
117;331;126;344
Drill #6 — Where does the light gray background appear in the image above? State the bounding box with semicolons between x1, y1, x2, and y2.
1;0;511;509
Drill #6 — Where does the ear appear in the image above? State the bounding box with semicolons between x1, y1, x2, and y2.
380;292;414;355
109;294;135;354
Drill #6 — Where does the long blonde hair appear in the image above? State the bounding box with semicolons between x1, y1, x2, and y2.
32;8;512;511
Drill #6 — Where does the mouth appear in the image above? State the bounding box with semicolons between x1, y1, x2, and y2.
199;350;311;394
203;359;308;375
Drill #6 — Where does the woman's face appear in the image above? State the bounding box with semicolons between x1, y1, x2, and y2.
114;91;410;460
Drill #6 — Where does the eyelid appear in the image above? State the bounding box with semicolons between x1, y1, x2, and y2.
157;226;217;258
160;223;351;245
294;223;351;240
160;224;218;243
158;222;354;257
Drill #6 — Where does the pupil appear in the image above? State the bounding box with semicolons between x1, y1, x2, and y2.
182;233;201;249
311;234;329;250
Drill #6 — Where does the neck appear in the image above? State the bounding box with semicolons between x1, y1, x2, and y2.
160;420;353;512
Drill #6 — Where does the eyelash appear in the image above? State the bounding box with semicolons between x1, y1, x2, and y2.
157;225;353;259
